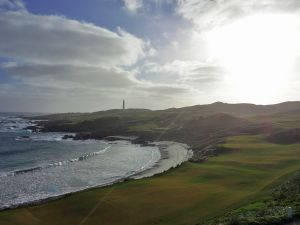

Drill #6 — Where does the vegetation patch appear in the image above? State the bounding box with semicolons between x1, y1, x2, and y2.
209;172;300;225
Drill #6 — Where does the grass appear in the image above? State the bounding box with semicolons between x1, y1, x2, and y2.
250;114;300;129
1;135;300;225
210;172;300;224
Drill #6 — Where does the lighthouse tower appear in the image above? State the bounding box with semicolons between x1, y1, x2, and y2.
122;99;125;110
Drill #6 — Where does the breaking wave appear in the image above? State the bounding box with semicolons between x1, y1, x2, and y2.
0;146;111;177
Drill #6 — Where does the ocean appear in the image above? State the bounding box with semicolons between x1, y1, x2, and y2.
0;114;160;210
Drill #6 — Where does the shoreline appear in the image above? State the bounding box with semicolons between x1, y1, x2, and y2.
0;140;192;212
131;141;193;179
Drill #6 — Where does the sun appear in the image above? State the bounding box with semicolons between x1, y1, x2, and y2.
208;13;300;103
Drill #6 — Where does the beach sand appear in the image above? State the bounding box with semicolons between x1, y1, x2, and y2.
132;141;193;179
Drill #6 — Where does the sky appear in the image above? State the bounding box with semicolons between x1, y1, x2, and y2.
0;0;300;113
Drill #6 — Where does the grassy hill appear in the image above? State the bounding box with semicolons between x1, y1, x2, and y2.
177;101;300;117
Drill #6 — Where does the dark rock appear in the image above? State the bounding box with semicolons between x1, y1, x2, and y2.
62;134;75;140
73;132;93;140
131;137;148;145
24;126;40;133
21;135;30;139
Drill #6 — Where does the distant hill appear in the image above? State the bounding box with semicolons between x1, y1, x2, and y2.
32;101;300;122
174;101;300;117
32;108;152;122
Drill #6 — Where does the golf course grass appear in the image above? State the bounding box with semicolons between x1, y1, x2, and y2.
1;135;300;225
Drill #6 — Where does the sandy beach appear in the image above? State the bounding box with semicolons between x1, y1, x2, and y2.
132;141;193;179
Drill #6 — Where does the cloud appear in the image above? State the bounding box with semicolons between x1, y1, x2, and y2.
7;0;298;111
2;63;141;90
139;60;224;84
138;83;192;96
0;11;150;66
0;2;169;112
123;0;176;13
123;0;144;12
0;0;26;12
177;0;300;29
1;62;200;112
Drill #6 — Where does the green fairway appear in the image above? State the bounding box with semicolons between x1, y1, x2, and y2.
1;135;300;225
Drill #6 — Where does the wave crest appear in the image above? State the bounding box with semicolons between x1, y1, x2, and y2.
0;146;111;177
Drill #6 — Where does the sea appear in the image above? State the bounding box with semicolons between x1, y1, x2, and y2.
0;113;161;210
